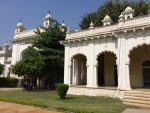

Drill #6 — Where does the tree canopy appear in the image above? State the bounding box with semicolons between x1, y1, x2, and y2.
12;46;45;79
0;64;4;75
80;0;149;29
32;23;66;83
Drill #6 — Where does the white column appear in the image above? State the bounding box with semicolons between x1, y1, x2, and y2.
117;36;131;90
86;42;98;88
86;65;93;87
64;46;69;84
68;65;71;86
93;65;98;87
73;58;78;85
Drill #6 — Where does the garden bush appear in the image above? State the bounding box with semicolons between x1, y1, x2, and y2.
56;83;69;99
0;77;18;87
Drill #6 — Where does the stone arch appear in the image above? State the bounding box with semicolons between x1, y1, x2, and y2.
96;50;117;63
96;51;118;87
128;42;150;62
20;49;26;60
129;44;150;88
95;49;118;65
70;53;87;86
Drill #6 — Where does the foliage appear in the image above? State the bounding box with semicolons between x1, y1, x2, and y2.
80;0;149;29
32;23;66;83
0;90;125;113
11;46;45;78
0;64;4;75
56;83;69;99
0;77;18;87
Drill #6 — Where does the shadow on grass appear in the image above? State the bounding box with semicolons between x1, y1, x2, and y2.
65;97;74;100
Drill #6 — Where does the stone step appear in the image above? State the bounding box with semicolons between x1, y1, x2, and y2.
123;90;150;108
124;93;150;98
123;102;150;108
124;95;150;101
125;91;150;95
123;98;150;105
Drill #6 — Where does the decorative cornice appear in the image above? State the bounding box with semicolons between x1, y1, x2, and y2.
66;15;150;41
60;33;115;45
11;36;34;44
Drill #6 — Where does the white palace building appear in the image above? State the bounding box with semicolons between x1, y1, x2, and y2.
11;12;53;67
62;6;150;100
1;6;150;105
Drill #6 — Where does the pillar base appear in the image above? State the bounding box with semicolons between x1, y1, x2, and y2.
117;86;132;91
86;85;98;88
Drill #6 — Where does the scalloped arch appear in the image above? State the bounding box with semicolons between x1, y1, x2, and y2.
71;53;87;60
96;50;117;60
128;43;150;57
128;43;150;64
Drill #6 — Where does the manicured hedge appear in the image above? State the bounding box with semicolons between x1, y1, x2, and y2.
0;77;18;87
56;83;69;99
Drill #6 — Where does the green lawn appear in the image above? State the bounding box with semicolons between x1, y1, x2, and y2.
0;90;125;113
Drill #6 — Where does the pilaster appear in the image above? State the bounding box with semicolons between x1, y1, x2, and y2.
117;35;131;90
86;41;98;88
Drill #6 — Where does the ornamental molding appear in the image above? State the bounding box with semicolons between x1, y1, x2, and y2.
11;36;34;44
64;15;150;44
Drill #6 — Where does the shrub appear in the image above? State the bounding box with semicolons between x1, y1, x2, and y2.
56;83;69;99
0;77;18;87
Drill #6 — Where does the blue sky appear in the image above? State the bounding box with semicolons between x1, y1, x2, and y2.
0;0;104;44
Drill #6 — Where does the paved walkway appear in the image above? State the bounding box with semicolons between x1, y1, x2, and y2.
122;108;150;113
0;101;62;113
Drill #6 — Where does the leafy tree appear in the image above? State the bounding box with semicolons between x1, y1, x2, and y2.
80;0;149;29
11;46;45;89
32;23;66;84
12;46;45;78
11;61;25;76
0;64;4;75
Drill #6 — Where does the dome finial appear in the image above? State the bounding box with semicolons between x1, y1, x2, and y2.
102;15;112;26
61;20;66;27
89;21;94;29
48;10;51;14
19;18;22;22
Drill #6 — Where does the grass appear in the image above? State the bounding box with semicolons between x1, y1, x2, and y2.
0;90;125;113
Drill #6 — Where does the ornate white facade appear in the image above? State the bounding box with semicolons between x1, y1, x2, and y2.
11;12;54;67
62;7;150;97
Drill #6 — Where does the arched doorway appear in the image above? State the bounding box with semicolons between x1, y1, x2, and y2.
142;60;150;87
71;54;87;86
97;52;117;87
129;45;150;88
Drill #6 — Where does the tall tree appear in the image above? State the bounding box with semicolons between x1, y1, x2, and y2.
0;64;4;75
80;0;149;29
12;46;45;78
32;23;66;84
11;46;45;89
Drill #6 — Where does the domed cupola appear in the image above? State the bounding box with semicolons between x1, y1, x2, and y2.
102;15;113;26
15;19;25;34
122;6;134;20
43;10;53;28
61;20;66;27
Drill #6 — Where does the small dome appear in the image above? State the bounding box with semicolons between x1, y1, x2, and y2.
16;22;23;27
124;6;134;13
45;13;52;19
89;21;94;29
61;21;66;27
103;15;112;21
119;13;124;20
45;10;53;20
